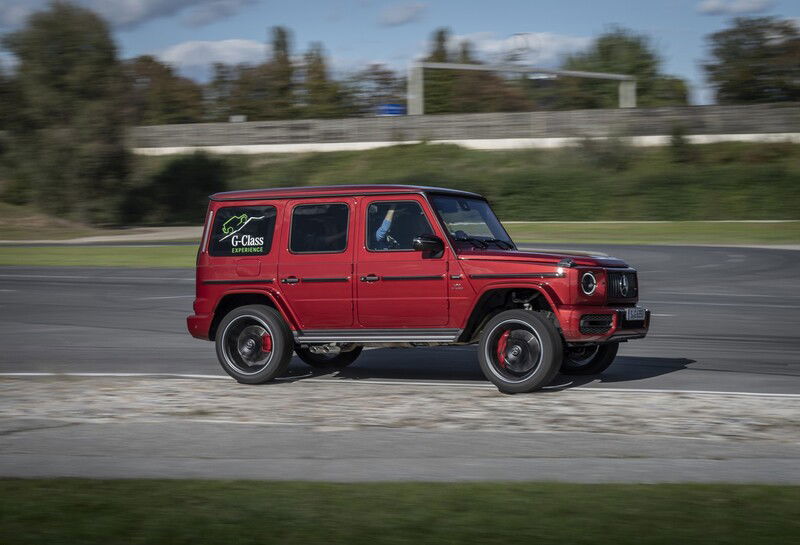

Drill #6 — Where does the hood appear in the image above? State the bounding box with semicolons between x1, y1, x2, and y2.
456;247;629;268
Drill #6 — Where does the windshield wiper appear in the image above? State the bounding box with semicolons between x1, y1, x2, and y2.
454;236;489;249
485;238;514;250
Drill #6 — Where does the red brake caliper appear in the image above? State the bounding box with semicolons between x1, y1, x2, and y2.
496;330;510;368
261;333;272;353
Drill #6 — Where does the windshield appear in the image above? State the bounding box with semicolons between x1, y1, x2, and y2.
430;195;515;250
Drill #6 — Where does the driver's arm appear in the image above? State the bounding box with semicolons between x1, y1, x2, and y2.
376;206;396;241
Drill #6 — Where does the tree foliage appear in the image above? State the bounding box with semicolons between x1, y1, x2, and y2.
422;28;533;114
268;26;295;118
704;17;800;104
554;27;688;109
344;63;405;116
1;1;129;223
124;55;204;125
302;42;351;118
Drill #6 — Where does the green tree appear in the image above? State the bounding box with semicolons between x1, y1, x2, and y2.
268;26;296;118
451;40;531;113
2;1;129;223
124;55;204;125
704;17;800;104
345;63;404;115
423;27;457;114
555;27;688;109
302;42;350;118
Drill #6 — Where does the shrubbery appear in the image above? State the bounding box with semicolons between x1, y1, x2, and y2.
122;152;228;225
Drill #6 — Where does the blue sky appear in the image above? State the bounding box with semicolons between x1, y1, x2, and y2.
1;0;798;103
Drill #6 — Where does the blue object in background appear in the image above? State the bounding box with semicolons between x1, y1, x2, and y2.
376;103;407;116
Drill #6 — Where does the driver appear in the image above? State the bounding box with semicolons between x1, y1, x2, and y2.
375;205;396;246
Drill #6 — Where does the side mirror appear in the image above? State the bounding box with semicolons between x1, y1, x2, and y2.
412;234;444;257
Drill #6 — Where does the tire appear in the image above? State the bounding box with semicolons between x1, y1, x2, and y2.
478;310;563;393
215;304;293;384
295;345;363;369
561;343;619;375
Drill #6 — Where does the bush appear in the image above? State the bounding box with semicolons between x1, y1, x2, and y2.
123;152;228;224
669;124;697;163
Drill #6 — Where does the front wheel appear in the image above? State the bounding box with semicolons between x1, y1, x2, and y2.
561;343;619;375
478;310;563;393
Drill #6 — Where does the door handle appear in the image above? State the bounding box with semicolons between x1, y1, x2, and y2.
281;276;299;284
360;274;380;283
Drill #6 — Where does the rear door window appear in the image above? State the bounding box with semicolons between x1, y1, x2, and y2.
209;206;276;257
289;203;349;253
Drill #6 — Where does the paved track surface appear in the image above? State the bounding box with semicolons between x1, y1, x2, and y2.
1;244;798;393
1;244;799;482
3;421;798;483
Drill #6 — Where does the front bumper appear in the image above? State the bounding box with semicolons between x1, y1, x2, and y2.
560;306;650;344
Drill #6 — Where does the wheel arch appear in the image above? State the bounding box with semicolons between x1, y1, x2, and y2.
459;284;561;343
209;289;297;341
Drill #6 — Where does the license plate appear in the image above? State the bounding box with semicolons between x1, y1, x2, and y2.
625;307;646;321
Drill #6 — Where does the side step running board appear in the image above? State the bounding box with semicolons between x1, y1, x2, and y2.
294;329;461;344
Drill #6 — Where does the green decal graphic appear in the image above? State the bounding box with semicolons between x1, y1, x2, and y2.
219;213;266;242
222;214;249;235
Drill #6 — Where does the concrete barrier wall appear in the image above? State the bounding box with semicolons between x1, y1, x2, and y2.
125;102;799;153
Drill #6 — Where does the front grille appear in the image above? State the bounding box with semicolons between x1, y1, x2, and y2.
579;314;613;335
607;271;638;299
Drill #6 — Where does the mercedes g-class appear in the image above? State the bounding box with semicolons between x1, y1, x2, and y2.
187;185;650;393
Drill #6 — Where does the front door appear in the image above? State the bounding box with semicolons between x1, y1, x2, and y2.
356;196;449;328
277;198;355;330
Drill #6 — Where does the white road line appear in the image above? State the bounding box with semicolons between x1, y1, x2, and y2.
1;372;798;398
643;300;799;309
0;372;230;380
138;295;194;300
652;291;797;299
0;274;191;281
0;289;17;292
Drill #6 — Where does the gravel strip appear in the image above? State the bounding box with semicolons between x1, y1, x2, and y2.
1;377;798;443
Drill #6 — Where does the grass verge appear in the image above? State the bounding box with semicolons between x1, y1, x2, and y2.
0;202;103;240
0;221;796;268
0;245;197;268
1;480;797;545
506;221;800;245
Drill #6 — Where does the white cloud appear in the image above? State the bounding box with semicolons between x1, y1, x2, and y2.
379;2;426;27
447;32;592;67
697;0;774;15
158;39;267;69
0;0;257;30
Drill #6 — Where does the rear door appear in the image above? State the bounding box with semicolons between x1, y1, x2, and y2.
277;198;356;329
356;196;449;328
204;203;279;283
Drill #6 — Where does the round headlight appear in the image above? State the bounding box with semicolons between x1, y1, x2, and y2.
581;271;597;295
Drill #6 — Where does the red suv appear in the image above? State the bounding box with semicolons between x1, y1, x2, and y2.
188;185;649;393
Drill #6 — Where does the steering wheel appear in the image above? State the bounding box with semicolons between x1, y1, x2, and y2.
454;230;468;239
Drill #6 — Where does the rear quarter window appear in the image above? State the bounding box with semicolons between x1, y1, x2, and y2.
209;206;276;257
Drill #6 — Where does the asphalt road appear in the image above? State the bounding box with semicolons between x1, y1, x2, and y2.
1;244;799;483
1;244;798;394
4;422;798;483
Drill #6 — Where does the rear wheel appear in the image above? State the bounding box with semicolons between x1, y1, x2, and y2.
478;310;562;393
215;305;293;384
295;345;363;368
561;343;619;375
